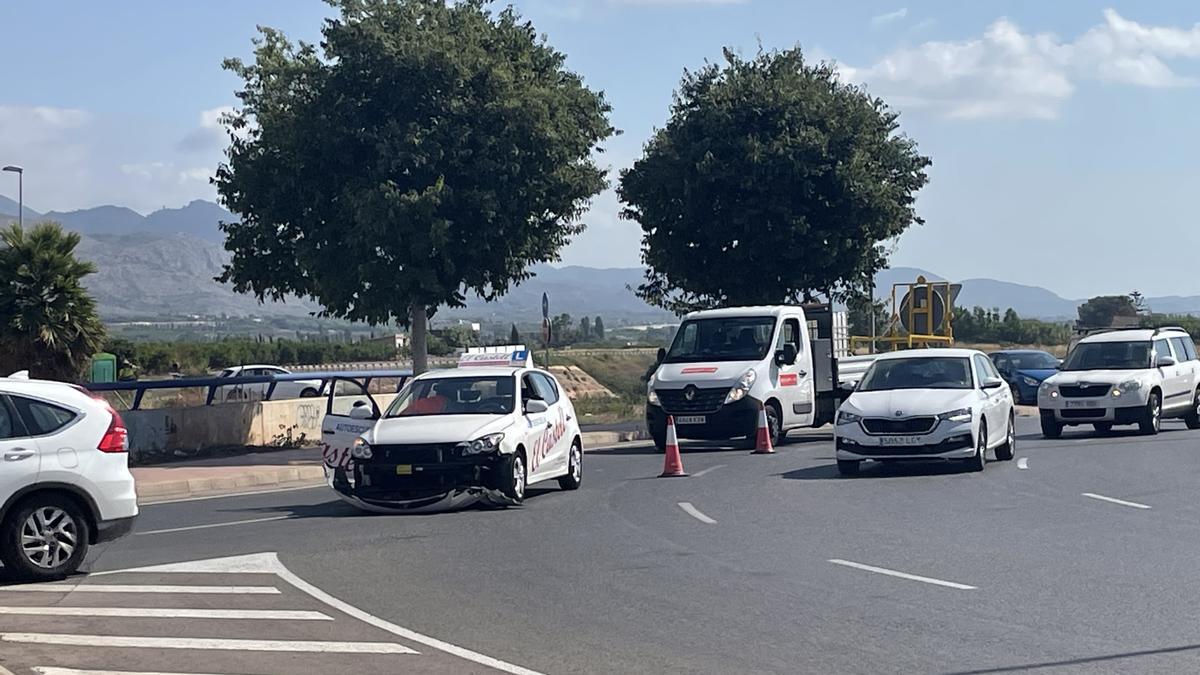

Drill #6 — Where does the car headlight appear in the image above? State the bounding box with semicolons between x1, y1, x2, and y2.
1021;376;1039;387
836;410;862;426
350;438;373;460
647;388;660;406
1116;380;1142;397
725;369;758;403
938;408;973;423
1039;382;1059;398
458;432;505;455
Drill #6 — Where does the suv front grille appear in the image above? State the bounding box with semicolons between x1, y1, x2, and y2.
1060;384;1112;398
862;417;937;435
655;387;727;414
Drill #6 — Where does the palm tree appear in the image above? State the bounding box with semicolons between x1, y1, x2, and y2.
0;221;106;380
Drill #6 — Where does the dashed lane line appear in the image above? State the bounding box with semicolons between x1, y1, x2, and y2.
1082;492;1152;510
678;502;717;524
0;584;279;595
691;464;725;478
34;669;223;675
0;633;417;654
828;559;976;590
1017;457;1029;469
136;515;291;536
0;606;330;621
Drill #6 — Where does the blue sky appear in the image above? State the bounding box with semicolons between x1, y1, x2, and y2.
2;1;1199;299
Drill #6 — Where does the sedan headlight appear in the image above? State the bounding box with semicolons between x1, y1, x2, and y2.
458;432;505;455
938;408;973;423
647;388;660;406
1021;376;1039;387
725;368;758;403
836;410;862;426
350;437;373;460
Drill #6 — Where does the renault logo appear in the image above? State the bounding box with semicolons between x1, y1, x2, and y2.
684;385;698;402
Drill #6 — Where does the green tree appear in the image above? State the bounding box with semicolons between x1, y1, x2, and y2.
579;316;591;341
593;316;605;340
215;0;614;373
619;47;930;313
0;222;106;380
550;313;574;346
509;323;521;345
1078;295;1138;328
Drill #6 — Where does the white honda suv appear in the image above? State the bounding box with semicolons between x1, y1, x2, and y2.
0;372;138;580
1038;328;1200;438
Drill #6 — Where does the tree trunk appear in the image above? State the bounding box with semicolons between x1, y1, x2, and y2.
411;305;429;375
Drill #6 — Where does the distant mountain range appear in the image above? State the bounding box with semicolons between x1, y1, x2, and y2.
1;194;1198;322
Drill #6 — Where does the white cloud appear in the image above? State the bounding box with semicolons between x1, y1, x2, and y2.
178;105;236;152
843;9;1200;120
871;8;907;27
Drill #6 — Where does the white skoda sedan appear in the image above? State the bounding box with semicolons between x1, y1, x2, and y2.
834;349;1016;475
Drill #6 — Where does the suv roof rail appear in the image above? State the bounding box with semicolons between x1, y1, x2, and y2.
1152;326;1188;335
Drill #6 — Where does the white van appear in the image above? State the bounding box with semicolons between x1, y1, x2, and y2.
645;305;854;450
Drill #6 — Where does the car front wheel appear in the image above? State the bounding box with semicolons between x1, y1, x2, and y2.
1;495;91;582
995;415;1015;461
501;452;527;505
558;441;582;490
836;460;860;476
965;422;987;472
1139;392;1162;436
1040;412;1062;439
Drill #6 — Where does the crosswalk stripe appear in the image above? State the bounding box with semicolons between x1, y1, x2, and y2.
0;606;331;620
34;669;224;675
0;584;279;595
1;633;417;654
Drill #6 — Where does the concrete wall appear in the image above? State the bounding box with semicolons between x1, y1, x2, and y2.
126;394;398;463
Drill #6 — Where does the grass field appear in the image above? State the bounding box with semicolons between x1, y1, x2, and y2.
546;350;658;424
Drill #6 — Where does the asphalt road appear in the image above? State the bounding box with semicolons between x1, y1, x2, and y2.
6;418;1200;674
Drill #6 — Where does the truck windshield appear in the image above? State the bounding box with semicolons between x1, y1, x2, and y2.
1061;341;1151;371
665;316;776;363
385;376;515;416
858;357;973;391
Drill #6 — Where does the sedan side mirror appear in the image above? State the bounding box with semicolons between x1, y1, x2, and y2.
1157;356;1177;368
525;399;549;415
982;377;1005;390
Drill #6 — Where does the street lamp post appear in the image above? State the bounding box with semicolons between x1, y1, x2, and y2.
2;165;23;228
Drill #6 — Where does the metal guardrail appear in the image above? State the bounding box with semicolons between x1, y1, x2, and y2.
86;369;413;410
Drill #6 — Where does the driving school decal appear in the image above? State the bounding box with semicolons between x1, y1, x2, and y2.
529;407;568;473
322;422;373;470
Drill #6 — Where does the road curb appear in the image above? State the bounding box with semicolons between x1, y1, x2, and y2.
582;430;649;448
136;465;327;503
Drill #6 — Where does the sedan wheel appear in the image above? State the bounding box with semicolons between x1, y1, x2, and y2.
995;415;1015;461
558;442;583;490
965;422;986;472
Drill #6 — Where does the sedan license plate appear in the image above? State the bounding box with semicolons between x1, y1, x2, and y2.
395;464;413;475
675;416;707;425
1064;400;1097;408
878;436;924;446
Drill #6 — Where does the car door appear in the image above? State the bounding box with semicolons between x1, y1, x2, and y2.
320;377;380;472
0;395;40;502
1153;339;1188;413
773;315;813;427
530;372;572;479
1169;336;1199;406
973;354;1005;446
519;373;556;482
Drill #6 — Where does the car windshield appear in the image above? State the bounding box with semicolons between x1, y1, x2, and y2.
384;376;515;417
858;357;973;391
1061;341;1152;371
1006;352;1059;370
665;316;776;363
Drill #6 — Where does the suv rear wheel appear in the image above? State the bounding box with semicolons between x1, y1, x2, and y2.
1;494;91;581
1185;389;1200;430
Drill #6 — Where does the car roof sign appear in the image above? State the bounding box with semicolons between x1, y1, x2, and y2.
457;345;532;369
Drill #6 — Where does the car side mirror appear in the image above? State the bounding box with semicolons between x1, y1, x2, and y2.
656;347;667;364
982;377;1005;390
348;404;376;420
525;399;549;415
1157;356;1177;368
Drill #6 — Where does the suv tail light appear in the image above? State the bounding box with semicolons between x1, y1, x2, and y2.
98;406;129;453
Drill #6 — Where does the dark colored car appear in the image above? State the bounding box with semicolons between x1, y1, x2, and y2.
989;350;1061;404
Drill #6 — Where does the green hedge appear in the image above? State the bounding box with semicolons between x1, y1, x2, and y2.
102;337;399;375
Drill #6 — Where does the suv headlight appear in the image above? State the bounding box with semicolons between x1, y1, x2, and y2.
938;408;973;423
1040;382;1059;398
351;437;373;460
836;411;862;426
1115;380;1142;397
725;369;758;403
1021;376;1039;387
458;432;505;455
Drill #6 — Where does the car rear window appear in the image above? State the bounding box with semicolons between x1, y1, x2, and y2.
10;396;77;436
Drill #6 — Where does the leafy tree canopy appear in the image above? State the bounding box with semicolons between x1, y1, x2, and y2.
1078;295;1138;328
620;47;930;314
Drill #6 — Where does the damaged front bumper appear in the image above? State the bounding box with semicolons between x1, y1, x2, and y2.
326;452;513;513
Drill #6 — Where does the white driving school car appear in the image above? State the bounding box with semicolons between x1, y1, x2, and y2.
834;349;1016;475
321;347;583;513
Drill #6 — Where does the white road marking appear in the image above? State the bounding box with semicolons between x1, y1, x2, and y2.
0;584;279;595
143;484;324;506
136;515;291;536
1082;493;1151;510
691;464;725;478
1017;457;1029;469
828;559;976;590
34;669;224;675
678;502;717;524
0;606;330;621
99;552;547;675
0;633;416;654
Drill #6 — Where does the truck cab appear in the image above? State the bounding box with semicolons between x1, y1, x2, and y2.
645;305;841;450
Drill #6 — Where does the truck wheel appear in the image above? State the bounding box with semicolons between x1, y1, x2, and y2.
1139;392;1162;436
836;460;860;476
1185;389;1200;430
0;495;91;582
766;402;783;446
1040;412;1062;439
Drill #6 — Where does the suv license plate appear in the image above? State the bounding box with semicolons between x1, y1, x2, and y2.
1064;401;1098;408
675;416;707;425
879;436;924;446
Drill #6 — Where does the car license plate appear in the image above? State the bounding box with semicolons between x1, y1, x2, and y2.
675;416;707;425
878;436;924;446
395;464;413;475
1064;400;1097;408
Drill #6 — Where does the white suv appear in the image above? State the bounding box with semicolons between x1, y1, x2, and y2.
1038;328;1200;437
0;372;138;580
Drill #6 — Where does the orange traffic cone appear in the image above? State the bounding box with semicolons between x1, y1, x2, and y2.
659;416;688;477
752;403;775;454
